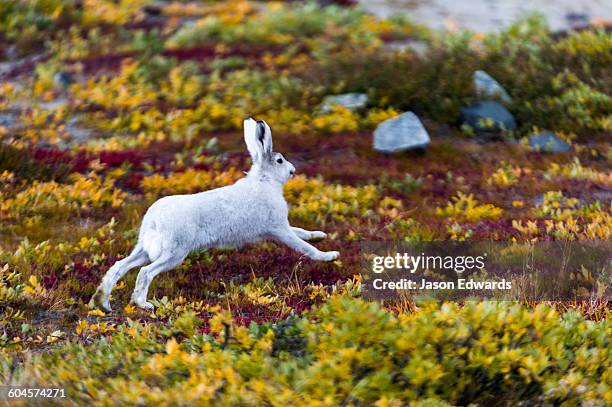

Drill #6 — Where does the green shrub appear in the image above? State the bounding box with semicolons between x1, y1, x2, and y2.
2;298;610;405
306;15;611;137
168;2;370;48
0;0;80;53
0;264;26;332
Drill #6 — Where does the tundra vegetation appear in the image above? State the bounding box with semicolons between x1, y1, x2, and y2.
0;1;610;405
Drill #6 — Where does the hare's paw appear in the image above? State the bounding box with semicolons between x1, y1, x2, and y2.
133;298;154;310
319;250;340;262
100;298;112;312
140;302;155;310
89;287;112;312
309;231;327;241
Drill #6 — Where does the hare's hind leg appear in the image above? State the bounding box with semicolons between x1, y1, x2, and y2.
90;245;149;311
131;252;186;310
291;226;327;241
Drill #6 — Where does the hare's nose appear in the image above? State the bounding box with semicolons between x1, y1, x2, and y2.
290;169;295;176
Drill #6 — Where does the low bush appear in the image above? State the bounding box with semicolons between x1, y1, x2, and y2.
2;297;610;405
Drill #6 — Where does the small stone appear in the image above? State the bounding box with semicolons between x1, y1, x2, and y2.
41;98;68;111
460;101;516;134
384;39;429;56
53;71;74;89
565;12;590;26
473;70;512;103
528;131;571;153
0;62;12;77
206;137;220;152
373;111;430;153
533;195;545;206
0;113;17;129
66;118;93;142
320;93;368;114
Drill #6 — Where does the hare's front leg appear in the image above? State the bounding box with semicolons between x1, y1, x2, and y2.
291;226;327;241
272;227;339;262
131;252;187;309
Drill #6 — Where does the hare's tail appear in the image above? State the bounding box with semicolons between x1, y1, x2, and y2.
141;220;163;262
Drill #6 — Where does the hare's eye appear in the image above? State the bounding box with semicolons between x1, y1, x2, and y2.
276;158;283;164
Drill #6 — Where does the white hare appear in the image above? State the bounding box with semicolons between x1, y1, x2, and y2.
90;118;339;311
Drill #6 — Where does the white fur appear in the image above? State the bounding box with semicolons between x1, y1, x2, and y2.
90;118;339;311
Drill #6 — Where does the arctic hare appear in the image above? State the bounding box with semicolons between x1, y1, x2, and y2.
90;118;339;311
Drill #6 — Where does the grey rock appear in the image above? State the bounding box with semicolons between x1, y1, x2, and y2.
528;131;571;153
41;98;68;111
0;62;13;77
0;113;17;129
320;93;368;114
565;11;590;27
66;118;93;142
53;71;74;89
373;111;430;153
533;194;545;206
473;70;512;103
460;101;516;134
206;136;220;152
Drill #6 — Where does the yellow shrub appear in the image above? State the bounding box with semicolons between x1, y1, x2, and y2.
313;106;359;134
436;192;503;223
489;163;530;187
141;168;243;199
363;108;400;128
285;175;379;222
546;158;611;186
0;173;126;221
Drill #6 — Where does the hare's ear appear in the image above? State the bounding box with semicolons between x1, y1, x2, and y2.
244;118;264;163
258;120;273;158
